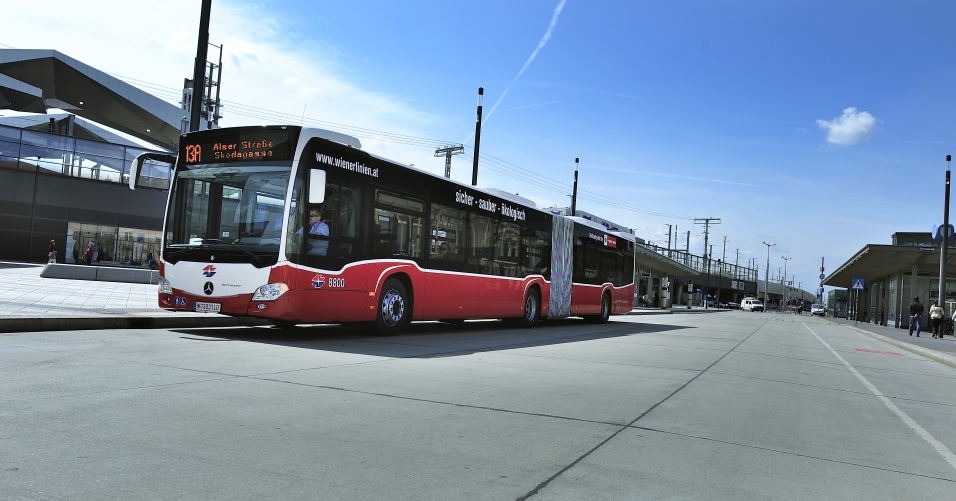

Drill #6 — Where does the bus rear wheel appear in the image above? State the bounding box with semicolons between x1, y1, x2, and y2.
586;293;611;324
374;278;409;336
515;289;541;328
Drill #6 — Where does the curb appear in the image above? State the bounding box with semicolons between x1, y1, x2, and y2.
626;309;673;315
0;315;270;334
623;308;733;315
830;320;956;370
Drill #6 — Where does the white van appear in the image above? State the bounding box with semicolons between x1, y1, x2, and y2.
742;298;764;312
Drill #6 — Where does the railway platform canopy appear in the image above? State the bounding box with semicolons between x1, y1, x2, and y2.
0;49;211;150
824;232;956;328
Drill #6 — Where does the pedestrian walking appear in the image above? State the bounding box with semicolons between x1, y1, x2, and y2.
909;296;924;337
929;300;944;338
84;242;95;265
47;239;57;264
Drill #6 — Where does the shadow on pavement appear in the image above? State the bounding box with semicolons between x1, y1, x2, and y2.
171;318;695;358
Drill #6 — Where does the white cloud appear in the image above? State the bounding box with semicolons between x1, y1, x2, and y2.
816;107;877;146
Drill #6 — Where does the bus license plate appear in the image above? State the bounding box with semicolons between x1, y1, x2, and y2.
194;302;221;313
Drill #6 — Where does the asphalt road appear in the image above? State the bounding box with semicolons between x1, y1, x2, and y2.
3;312;956;500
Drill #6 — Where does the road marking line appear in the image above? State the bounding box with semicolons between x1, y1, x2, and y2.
803;323;956;471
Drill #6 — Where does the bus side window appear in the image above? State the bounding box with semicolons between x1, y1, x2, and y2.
494;221;520;277
521;226;550;278
371;190;424;260
429;203;467;271
468;214;495;274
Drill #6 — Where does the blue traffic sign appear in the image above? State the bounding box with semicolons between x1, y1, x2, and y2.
819;273;825;279
851;278;865;290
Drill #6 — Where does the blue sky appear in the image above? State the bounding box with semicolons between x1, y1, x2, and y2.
5;0;956;292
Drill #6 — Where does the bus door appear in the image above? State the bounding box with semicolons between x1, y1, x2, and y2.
288;168;369;321
482;218;525;317
424;202;476;319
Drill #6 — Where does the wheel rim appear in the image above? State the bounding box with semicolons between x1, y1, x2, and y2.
381;289;405;326
525;294;537;321
602;296;610;318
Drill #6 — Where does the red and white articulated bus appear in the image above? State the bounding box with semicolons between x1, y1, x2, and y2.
130;126;635;335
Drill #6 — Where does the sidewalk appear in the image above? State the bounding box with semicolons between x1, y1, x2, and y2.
822;315;956;369
824;316;956;356
0;262;265;333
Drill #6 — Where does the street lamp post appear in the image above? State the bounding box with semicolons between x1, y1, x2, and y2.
762;241;775;308
781;256;791;312
938;155;951;309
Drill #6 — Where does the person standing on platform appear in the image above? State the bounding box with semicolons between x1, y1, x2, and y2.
47;240;56;264
85;242;95;265
909;296;923;337
929;300;944;338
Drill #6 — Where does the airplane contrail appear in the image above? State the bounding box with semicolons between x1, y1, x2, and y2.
464;0;567;142
498;99;565;113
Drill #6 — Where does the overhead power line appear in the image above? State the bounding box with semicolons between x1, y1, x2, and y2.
106;73;695;220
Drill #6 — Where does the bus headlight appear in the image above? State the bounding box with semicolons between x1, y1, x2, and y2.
252;283;289;301
158;277;172;295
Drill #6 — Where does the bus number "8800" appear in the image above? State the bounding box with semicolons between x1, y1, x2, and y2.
328;277;345;288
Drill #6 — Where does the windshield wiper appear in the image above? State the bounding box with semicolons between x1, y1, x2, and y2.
211;240;262;265
165;242;263;265
164;248;191;257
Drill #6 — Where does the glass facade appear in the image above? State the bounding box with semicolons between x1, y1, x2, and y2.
0;124;172;189
0;123;172;263
65;222;162;266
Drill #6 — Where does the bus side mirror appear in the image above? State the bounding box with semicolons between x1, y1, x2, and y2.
129;152;177;190
309;169;326;204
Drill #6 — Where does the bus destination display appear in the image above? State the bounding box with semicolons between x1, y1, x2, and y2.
181;130;293;164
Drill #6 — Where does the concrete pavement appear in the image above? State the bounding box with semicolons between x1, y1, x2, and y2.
4;312;956;499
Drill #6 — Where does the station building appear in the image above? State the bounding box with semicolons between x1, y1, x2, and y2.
823;232;956;327
0;49;215;264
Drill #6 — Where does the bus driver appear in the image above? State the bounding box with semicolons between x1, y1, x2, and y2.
298;206;329;256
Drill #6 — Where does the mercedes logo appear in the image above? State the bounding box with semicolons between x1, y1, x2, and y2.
203;282;214;295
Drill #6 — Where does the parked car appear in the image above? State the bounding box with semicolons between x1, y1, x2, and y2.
742;299;765;312
727;302;740;310
811;304;826;316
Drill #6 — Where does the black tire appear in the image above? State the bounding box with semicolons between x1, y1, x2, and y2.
270;320;296;330
374;278;409;336
586;293;611;324
515;289;541;328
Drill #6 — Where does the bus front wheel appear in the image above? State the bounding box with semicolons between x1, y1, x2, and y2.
374;278;409;336
270;320;296;330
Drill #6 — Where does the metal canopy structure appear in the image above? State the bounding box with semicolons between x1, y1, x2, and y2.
0;49;206;150
0;72;45;112
823;244;956;288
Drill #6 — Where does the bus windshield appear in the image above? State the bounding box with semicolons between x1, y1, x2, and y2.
163;163;292;265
